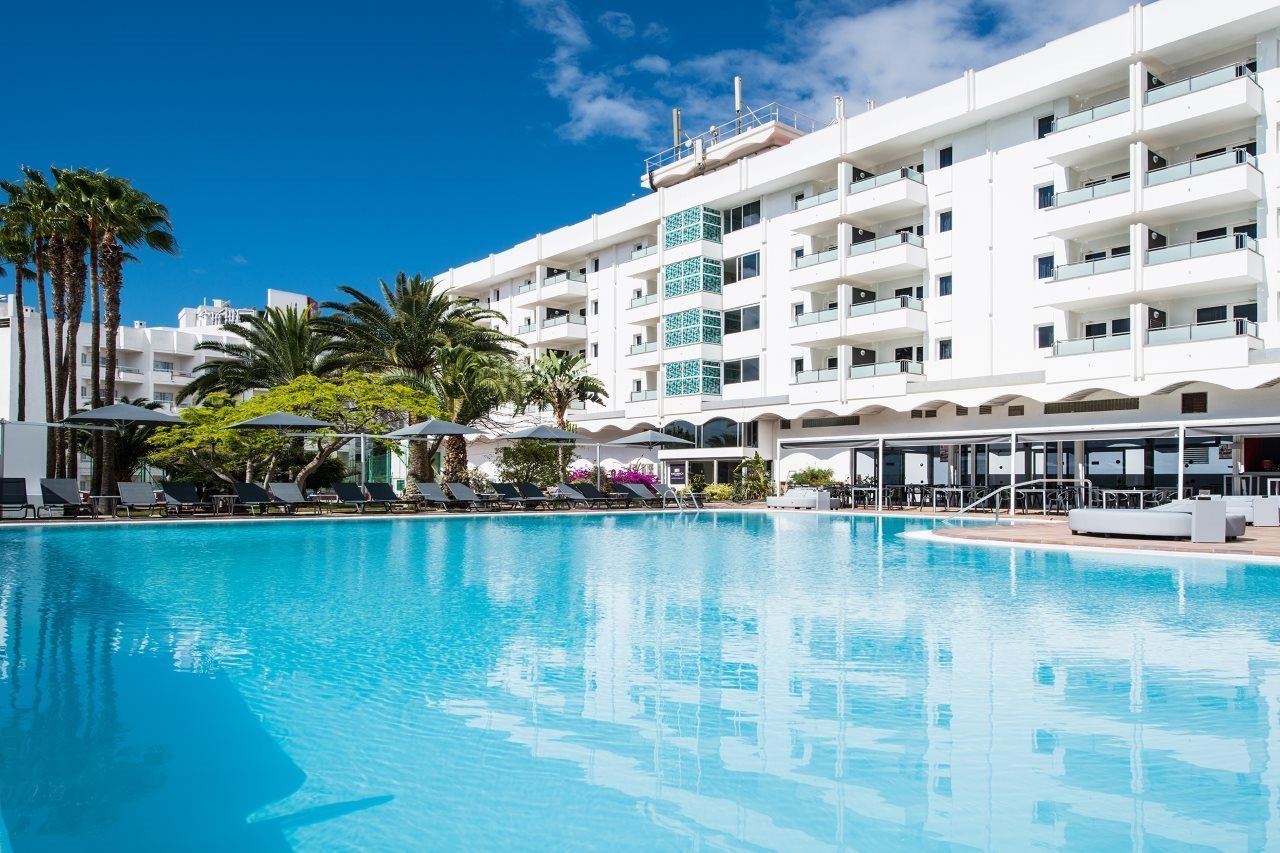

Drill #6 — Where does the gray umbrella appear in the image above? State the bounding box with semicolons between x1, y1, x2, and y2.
228;412;335;431
499;425;580;442
63;403;186;427
386;419;482;439
607;429;695;449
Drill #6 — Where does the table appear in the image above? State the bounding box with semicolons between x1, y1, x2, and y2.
1100;489;1164;509
89;495;121;517
210;494;237;516
850;487;878;508
931;486;970;511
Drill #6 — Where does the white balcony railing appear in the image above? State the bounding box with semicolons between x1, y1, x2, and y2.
849;167;924;195
1145;149;1255;187
793;188;838;210
792;247;839;269
792;307;838;327
629;340;658;355
1145;62;1257;105
1146;318;1257;345
1146;233;1257;265
629;293;658;308
1052;333;1130;356
848;295;923;317
1051;96;1130;133
1053;254;1131;281
793;368;839;384
848;360;923;379
1052;176;1130;208
849;232;924;256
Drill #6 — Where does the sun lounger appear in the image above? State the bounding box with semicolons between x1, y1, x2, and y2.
233;482;289;515
445;482;503;511
39;479;97;518
516;482;560;508
415;482;472;511
554;483;600;509
619;483;663;507
330;482;392;513
1;477;35;519
493;482;544;509
268;482;326;514
365;482;419;512
574;482;631;507
161;482;212;515
116;481;168;518
1069;504;1246;543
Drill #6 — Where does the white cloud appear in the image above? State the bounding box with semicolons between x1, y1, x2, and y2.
641;22;668;41
229;255;248;265
598;10;636;39
517;0;1143;147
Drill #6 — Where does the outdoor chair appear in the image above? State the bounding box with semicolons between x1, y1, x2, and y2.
365;482;419;512
39;479;97;518
573;482;629;507
493;483;545;509
516;482;560;508
161;482;212;515
233;482;289;515
416;482;472;512
116;482;169;518
268;482;326;514
330;482;393;513
553;483;601;509
445;482;504;511
619;483;663;507
1;478;35;519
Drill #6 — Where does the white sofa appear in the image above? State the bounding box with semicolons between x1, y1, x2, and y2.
1069;502;1246;543
767;488;833;510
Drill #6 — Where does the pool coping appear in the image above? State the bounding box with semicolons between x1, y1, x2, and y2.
903;527;1280;566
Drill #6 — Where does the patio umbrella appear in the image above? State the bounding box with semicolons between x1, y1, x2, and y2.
227;412;335;431
385;419;482;438
63;403;185;427
607;430;695;449
498;425;580;442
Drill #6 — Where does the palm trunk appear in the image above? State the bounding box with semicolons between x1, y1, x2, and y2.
99;238;122;495
443;434;468;482
49;234;66;477
12;261;25;421
61;237;87;480
34;242;54;476
88;236;102;495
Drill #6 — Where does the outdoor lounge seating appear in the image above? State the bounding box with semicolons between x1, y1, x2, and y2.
116;482;169;518
554;483;603;509
517;482;562;508
445;482;503;510
161;482;212;515
416;482;472;512
233;482;290;515
574;482;630;507
365;482;419;512
330;482;393;513
39;479;97;518
268;482;326;514
493;482;547;509
1069;502;1246;543
767;487;833;510
1;478;36;519
619;483;663;507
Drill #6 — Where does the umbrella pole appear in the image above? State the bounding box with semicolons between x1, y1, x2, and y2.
596;443;601;489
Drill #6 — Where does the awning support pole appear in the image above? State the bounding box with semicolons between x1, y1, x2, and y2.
1177;423;1186;497
876;438;884;512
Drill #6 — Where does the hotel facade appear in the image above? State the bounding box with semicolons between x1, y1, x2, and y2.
440;0;1280;496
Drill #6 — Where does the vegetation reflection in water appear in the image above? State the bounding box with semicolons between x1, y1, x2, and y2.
0;512;1276;850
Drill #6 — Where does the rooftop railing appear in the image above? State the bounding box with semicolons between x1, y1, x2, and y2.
849;167;924;195
849;232;924;256
1052;176;1130;208
793;367;839;384
1145;148;1255;187
1051;96;1130;133
1053;254;1131;281
1053;333;1130;357
848;295;923;317
643;102;828;172
849;360;923;379
1147;318;1257;345
793;307;839;327
1145;61;1257;105
792;247;839;269
1146;232;1257;265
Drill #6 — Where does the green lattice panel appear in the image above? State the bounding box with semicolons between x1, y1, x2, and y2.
663;206;723;248
663;358;722;396
664;309;722;349
662;257;722;298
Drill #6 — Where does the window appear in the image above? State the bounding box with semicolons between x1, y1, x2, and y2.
723;200;761;233
792;357;804;375
938;210;953;233
590;343;598;358
938;274;952;297
724;251;760;284
1197;305;1228;324
1036;255;1055;279
153;359;175;371
1182;391;1208;414
1084;322;1107;338
1234;302;1258;322
938;338;952;360
938;146;953;169
1036;324;1054;349
723;357;760;385
723;304;760;334
1111;318;1130;335
1036;114;1055;139
1009;405;1025;416
590;300;599;315
591;258;600;273
1036;184;1055;209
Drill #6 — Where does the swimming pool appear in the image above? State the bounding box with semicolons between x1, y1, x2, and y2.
1;511;1276;849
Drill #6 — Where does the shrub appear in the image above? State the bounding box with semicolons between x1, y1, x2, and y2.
689;473;706;494
565;464;597;484
701;483;733;501
609;465;657;489
493;441;571;489
735;452;773;499
789;466;835;486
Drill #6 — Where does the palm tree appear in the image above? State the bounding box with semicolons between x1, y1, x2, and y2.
0;223;33;420
319;273;516;479
521;351;607;471
106;396;165;483
49;177;89;479
433;346;523;481
181;306;340;402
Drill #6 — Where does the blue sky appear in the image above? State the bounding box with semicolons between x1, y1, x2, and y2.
4;0;1133;324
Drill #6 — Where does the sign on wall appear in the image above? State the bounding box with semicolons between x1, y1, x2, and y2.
668;462;687;485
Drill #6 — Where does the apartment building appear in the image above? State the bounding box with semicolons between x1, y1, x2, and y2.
440;0;1280;495
0;289;312;486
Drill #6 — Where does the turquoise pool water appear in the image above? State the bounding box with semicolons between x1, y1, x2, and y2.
1;512;1277;850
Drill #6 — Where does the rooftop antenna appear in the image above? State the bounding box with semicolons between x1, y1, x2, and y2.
734;76;744;133
672;108;682;149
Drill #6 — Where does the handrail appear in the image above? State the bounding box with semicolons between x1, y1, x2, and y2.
948;477;1094;522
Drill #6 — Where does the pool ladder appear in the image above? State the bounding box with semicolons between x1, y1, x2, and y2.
662;488;701;511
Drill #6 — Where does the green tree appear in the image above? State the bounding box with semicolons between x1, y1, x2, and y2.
180;306;340;402
106;396;167;483
0;224;33;420
492;441;571;490
433;345;523;482
521;351;606;428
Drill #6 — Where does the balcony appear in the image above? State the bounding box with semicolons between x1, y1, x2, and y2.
1037;255;1134;310
629;389;657;402
621;244;661;278
115;366;145;383
845;168;927;226
1143;234;1263;299
1143;64;1262;144
630;245;657;261
1040;176;1132;239
846;232;927;283
1042;97;1133;167
1053;333;1130;356
790;247;843;291
791;307;841;346
786;188;841;233
1144;318;1260;374
846;295;927;341
793;367;839;385
626;339;661;369
1046;333;1132;382
846;360;924;400
516;271;589;309
539;313;588;345
512;281;540;308
1143;150;1262;223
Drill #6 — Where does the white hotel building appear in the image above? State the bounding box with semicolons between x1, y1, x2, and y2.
441;0;1280;496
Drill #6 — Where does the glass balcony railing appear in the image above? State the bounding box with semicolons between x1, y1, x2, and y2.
1051;96;1130;133
848;295;923;317
793;368;839;384
1146;232;1257;265
1145;62;1257;105
1146;318;1257;345
1052;333;1130;356
630;245;658;260
1052;176;1130;208
629;340;658;355
541;314;586;329
793;307;839;327
792;247;839;269
1145;149;1255;187
848;360;924;380
516;323;537;335
793;188;839;211
629;389;658;402
544;271;587;287
1052;254;1131;281
849;232;924;256
629;293;658;308
516;282;536;295
849;167;924;195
